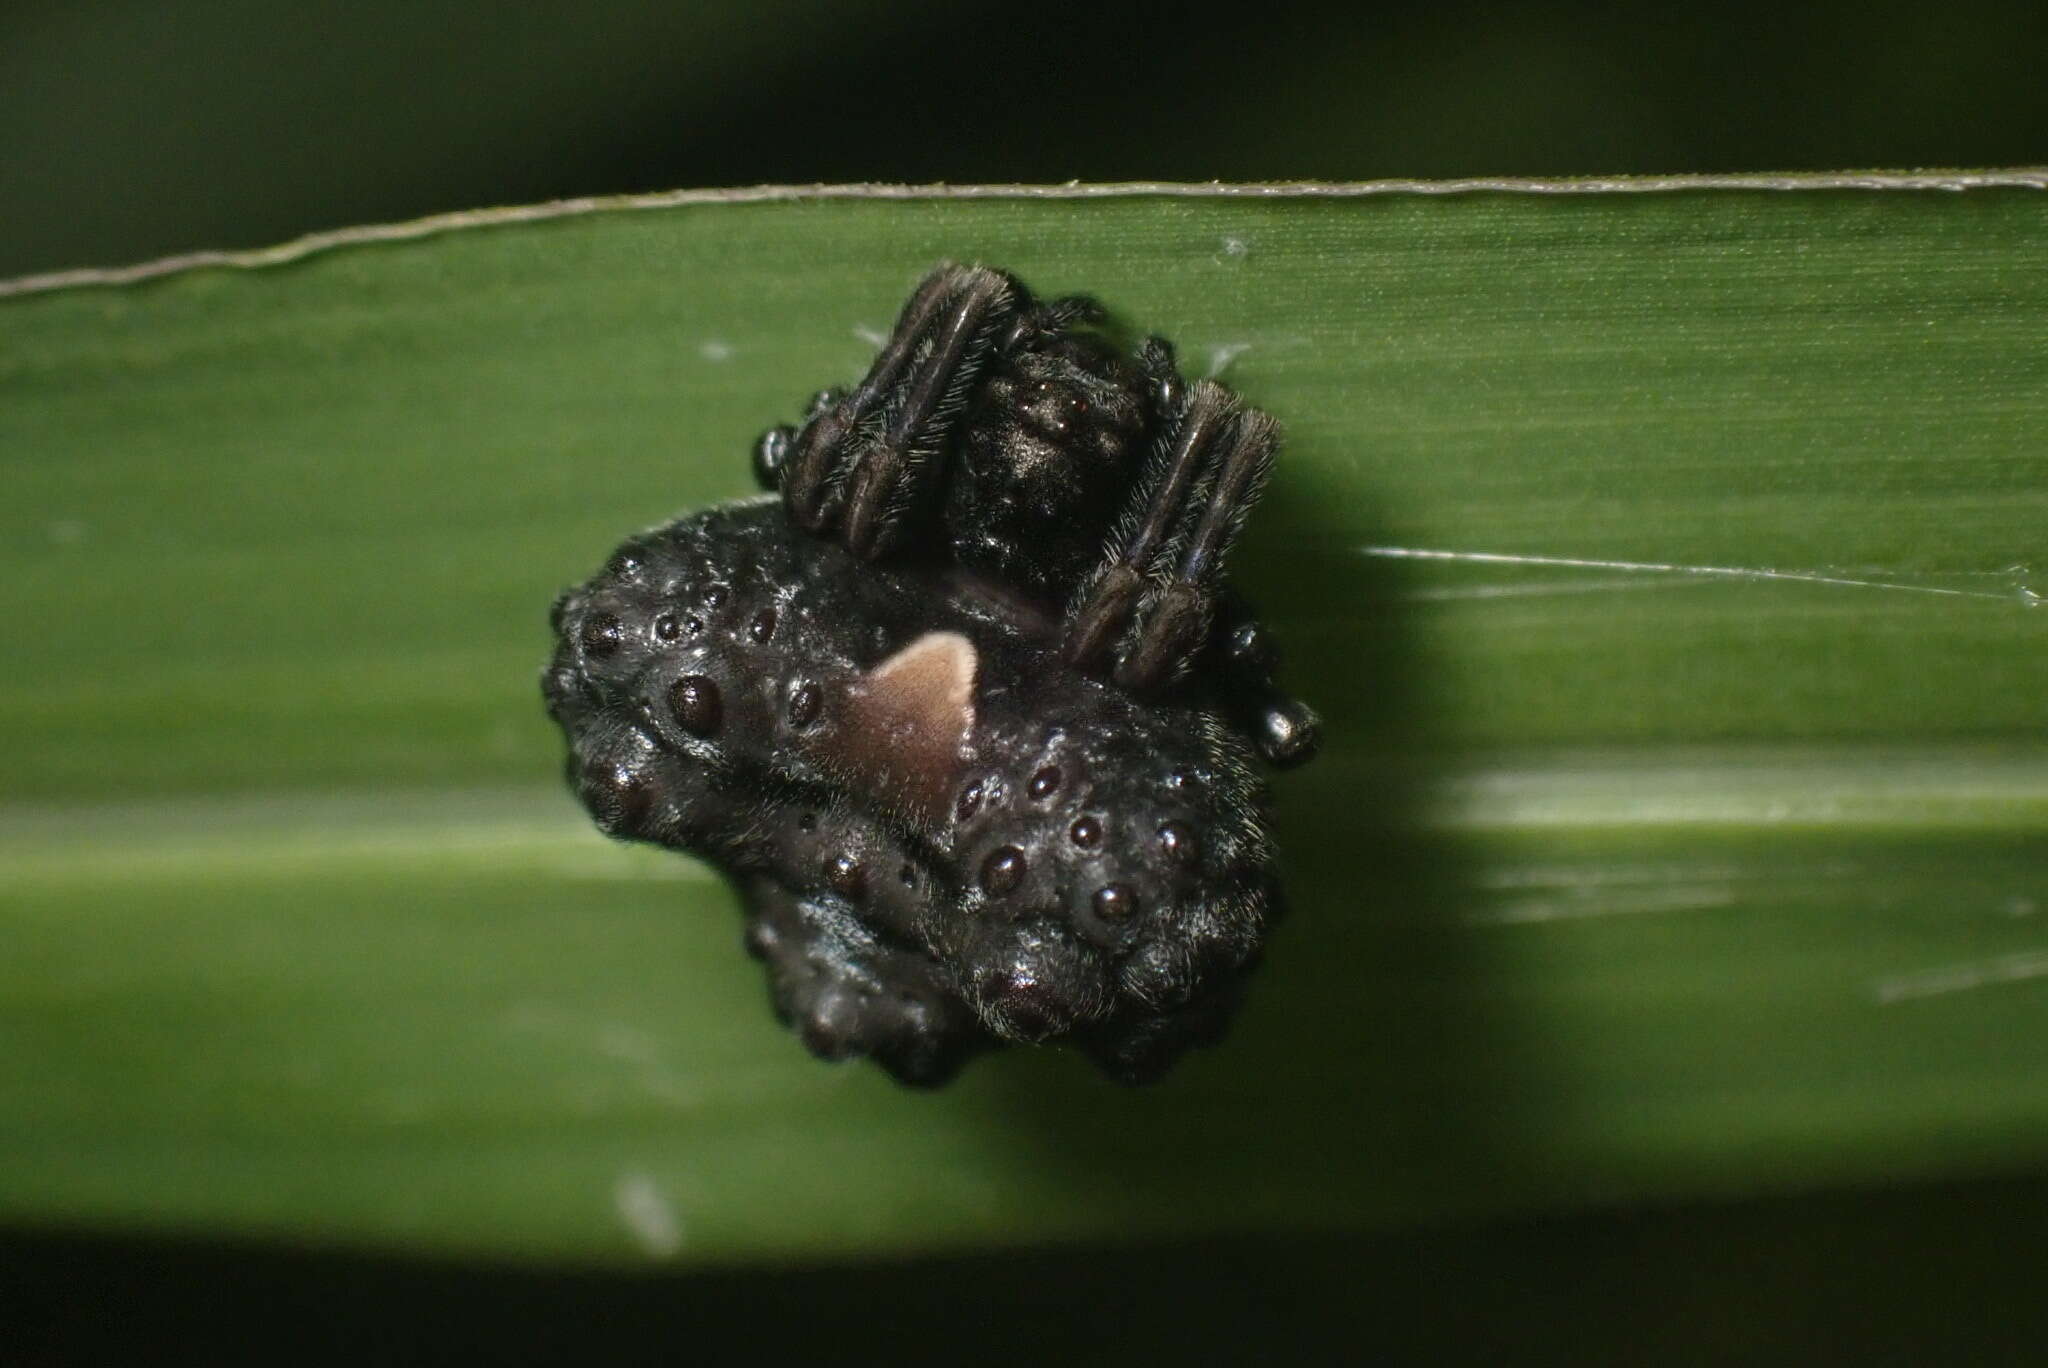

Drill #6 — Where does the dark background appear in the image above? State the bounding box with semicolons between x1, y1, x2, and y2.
8;2;2047;1360
14;1172;2048;1364
3;0;2044;278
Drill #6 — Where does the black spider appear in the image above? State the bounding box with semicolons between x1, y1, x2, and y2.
543;264;1319;1086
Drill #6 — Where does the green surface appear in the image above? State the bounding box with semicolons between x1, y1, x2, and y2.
3;184;2046;1265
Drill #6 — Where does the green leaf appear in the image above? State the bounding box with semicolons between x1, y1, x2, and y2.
4;177;2046;1265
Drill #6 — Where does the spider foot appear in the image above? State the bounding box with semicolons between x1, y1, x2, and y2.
1214;612;1322;768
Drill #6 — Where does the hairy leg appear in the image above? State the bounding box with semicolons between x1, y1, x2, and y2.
1063;375;1281;693
769;264;1022;561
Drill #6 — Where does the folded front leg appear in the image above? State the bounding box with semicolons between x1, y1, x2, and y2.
1063;376;1279;694
766;264;1022;561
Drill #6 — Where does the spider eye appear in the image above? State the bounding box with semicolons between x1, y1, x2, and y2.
579;611;624;657
828;854;868;900
787;680;823;727
955;779;986;821
1157;821;1201;867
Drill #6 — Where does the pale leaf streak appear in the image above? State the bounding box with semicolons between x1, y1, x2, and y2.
1360;545;2026;606
613;1171;685;1259
1205;342;1251;377
1403;576;1682;603
1871;950;2048;1005
1475;861;1792;890
501;1006;699;1108
1467;885;1736;926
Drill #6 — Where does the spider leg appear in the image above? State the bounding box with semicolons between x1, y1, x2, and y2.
1063;372;1277;694
1001;293;1104;352
1114;405;1277;692
1062;376;1234;673
777;264;1020;561
779;269;957;530
1137;334;1187;414
840;268;1015;559
753;388;843;491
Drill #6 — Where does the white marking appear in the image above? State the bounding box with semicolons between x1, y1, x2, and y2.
698;339;733;362
1872;950;2048;1004
1205;343;1250;378
1429;750;2048;831
613;1171;685;1258
1403;577;1684;603
1468;885;1736;925
853;324;889;347
1219;236;1249;259
1359;544;2027;605
1475;861;1778;891
501;1008;699;1107
864;631;977;740
597;1023;663;1063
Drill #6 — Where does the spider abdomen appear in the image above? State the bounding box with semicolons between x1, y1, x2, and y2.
546;500;1279;1084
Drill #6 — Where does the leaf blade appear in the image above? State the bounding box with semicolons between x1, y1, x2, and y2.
3;181;2046;1264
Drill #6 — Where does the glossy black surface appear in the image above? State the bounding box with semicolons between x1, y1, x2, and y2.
544;266;1317;1084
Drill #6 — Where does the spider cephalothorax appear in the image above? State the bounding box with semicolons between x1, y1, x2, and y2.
544;264;1319;1085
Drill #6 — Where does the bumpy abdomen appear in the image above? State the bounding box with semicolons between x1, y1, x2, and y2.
543;500;1280;1084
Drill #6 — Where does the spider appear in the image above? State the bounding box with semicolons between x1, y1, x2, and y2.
543;263;1319;1086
